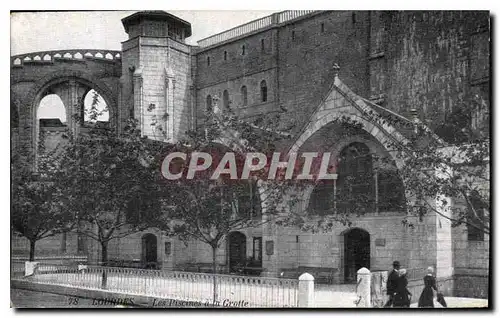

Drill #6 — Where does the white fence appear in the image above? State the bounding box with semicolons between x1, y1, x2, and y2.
11;255;87;277
12;262;431;307
17;264;299;308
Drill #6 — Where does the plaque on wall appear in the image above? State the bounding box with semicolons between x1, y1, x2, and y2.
265;240;274;255
375;238;386;247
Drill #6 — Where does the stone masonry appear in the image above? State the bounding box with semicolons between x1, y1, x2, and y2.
11;10;490;299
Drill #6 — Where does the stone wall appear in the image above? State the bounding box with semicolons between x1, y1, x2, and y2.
383;11;489;135
194;11;490;139
120;36;192;142
262;214;438;284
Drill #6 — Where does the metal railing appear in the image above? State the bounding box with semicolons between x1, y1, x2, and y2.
16;264;299;307
197;10;319;48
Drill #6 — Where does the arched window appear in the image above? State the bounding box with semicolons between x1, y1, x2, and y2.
237;180;261;218
82;89;109;128
241;86;248;106
377;169;405;211
38;94;67;125
307;142;405;217
260;80;268;102
206;95;212;112
223;90;230;110
207;56;210;66
224;51;227;61
261;39;265;51
337;143;375;214
308;180;335;216
242;45;246;55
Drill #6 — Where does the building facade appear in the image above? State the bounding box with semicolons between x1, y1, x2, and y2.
11;10;490;298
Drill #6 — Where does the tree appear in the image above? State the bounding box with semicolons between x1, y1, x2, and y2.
276;95;489;238
394;131;490;235
155;101;302;302
362;95;490;236
54;119;166;265
50;94;167;268
11;149;74;261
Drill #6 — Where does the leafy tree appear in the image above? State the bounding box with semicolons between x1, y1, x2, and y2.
362;95;490;236
155;98;303;302
274;94;489;238
49;94;167;268
54;119;166;265
11;149;74;261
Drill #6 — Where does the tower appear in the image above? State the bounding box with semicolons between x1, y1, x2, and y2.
120;11;193;142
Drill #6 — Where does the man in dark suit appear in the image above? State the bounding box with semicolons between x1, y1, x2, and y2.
384;261;401;307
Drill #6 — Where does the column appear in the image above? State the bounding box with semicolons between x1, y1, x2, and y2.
133;67;143;134
356;267;371;307
261;183;280;277
164;66;175;141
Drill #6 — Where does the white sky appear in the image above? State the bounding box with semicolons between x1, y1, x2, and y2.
10;11;279;55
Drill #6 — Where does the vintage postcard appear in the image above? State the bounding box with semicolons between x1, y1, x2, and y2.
10;10;490;309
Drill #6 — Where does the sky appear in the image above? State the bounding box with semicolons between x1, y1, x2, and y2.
10;11;278;55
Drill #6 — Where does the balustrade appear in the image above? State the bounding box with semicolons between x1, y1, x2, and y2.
197;11;318;48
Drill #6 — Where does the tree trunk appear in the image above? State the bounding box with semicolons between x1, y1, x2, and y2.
212;244;218;305
100;241;108;265
29;240;36;261
100;241;108;289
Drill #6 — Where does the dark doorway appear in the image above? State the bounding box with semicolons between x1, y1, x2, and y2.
228;231;247;273
344;228;370;283
141;234;158;269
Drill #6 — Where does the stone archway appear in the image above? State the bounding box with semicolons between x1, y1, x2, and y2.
141;233;158;269
12;70;118;168
29;74;117;168
287;76;409;172
342;228;370;283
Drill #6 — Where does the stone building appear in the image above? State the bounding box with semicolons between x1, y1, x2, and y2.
11;10;490;298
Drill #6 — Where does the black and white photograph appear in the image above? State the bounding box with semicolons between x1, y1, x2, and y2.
9;7;491;309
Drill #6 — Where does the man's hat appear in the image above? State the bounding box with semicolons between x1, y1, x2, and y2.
393;261;401;267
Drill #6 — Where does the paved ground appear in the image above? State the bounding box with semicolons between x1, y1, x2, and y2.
410;297;488;308
11;289;131;308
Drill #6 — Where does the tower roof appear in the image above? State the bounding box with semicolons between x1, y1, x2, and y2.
121;11;192;37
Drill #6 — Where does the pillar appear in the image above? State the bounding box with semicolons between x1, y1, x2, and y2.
356;267;371;307
298;272;314;307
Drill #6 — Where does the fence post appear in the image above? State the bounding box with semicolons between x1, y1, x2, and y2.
356;267;371;307
25;261;39;276
298;272;314;307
